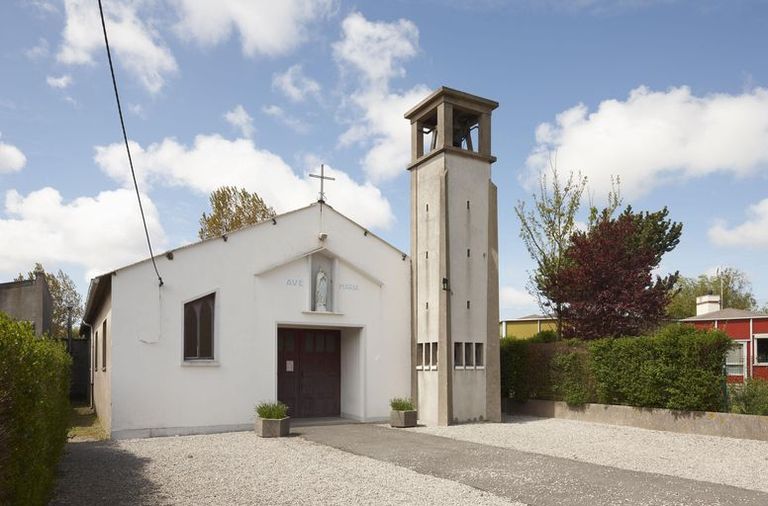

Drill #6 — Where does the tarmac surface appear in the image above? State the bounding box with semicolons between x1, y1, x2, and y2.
301;423;768;505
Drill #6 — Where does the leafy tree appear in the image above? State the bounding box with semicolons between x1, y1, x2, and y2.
556;208;682;340
667;267;757;319
515;167;587;337
198;186;276;240
15;263;83;338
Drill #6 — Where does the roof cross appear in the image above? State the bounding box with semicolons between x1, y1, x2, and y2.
309;164;335;203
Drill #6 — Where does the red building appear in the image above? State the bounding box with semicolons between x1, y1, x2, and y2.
682;295;768;382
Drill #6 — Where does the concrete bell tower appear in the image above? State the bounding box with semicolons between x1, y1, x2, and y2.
406;87;501;425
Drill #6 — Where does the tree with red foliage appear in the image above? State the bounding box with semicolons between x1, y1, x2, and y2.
554;209;681;340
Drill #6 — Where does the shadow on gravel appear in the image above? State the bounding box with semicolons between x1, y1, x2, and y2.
51;441;164;505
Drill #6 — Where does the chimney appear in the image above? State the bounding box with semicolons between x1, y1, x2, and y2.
696;294;721;316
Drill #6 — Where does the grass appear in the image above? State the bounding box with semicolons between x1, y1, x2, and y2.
67;403;107;441
390;397;415;411
256;401;289;419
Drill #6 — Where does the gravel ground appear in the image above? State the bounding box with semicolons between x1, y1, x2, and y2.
406;416;768;493
52;431;516;505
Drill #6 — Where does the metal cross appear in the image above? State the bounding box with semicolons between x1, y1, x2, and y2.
309;164;335;203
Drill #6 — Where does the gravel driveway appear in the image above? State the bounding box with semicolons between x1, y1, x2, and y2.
52;431;514;505
408;415;768;493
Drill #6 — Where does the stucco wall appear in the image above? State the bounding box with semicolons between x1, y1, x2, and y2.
0;275;52;336
91;292;112;432
109;205;411;438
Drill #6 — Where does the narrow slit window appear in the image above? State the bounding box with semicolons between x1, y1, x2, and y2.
94;330;99;371
424;342;431;369
465;342;474;367
467;248;471;257
102;319;107;371
431;342;438;369
416;343;424;369
454;342;463;368
467;300;471;309
475;343;484;367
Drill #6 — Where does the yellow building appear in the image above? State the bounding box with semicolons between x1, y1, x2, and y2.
500;314;556;339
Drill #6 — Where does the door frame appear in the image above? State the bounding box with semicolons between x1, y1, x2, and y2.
274;322;367;420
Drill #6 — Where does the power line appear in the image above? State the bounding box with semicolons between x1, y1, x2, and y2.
97;0;163;287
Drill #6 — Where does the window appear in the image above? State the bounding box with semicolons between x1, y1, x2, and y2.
756;336;768;364
431;342;438;370
424;342;431;369
102;320;107;371
464;342;474;367
94;330;98;371
454;342;464;368
475;343;484;368
183;293;215;360
725;342;745;376
416;343;424;370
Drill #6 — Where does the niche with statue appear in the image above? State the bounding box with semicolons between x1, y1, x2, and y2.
310;252;334;312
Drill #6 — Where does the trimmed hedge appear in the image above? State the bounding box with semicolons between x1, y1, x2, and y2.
501;324;732;412
0;312;71;505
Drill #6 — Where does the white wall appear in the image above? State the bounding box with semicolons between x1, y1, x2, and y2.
91;293;112;432
109;205;411;438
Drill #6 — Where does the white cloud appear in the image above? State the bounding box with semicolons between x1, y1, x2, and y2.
93;134;394;230
224;105;255;138
525;86;768;200
171;0;335;57
272;64;321;102
57;0;177;94
0;187;165;280
0;137;27;174
262;104;309;134
709;199;768;249
500;286;537;316
333;12;429;182
46;74;73;89
25;38;49;59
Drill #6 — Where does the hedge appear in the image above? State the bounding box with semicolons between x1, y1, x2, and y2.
501;324;732;412
0;312;71;505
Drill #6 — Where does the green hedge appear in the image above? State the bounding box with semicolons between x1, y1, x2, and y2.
730;379;768;416
501;325;732;412
0;312;71;505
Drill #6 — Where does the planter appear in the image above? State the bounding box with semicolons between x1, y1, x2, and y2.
390;410;417;428
255;416;290;438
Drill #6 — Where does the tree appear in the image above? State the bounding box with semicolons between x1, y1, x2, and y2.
198;186;276;240
15;263;83;338
556;208;682;340
667;267;757;319
515;167;587;337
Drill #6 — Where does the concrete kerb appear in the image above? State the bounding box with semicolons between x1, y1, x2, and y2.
507;399;768;441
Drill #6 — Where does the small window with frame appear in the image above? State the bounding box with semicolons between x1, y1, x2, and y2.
102;319;107;371
431;342;438;370
454;342;464;368
416;343;424;370
755;335;768;365
183;293;216;361
424;342;431;370
464;342;474;367
475;342;485;368
94;330;99;371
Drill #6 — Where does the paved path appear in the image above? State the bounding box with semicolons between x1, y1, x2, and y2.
300;423;768;505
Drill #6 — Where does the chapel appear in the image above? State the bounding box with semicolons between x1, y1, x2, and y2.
81;86;501;438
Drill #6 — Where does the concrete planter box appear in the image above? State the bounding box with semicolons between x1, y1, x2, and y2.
255;417;290;438
508;399;768;442
390;410;417;428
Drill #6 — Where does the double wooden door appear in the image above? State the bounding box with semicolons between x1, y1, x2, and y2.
277;328;341;418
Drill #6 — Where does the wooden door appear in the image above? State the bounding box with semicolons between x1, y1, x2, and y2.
277;328;340;418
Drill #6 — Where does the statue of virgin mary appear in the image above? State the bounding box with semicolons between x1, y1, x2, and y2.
315;270;329;311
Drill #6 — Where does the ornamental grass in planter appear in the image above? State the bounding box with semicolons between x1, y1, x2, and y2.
255;401;290;438
389;397;417;428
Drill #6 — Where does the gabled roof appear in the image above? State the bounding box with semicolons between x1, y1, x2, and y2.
681;308;768;322
504;314;553;322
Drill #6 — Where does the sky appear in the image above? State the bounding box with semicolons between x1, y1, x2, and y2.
1;0;768;318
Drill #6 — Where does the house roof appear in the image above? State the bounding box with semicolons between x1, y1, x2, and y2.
504;314;553;322
681;308;768;322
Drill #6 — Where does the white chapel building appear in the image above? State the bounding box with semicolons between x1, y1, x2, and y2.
82;87;501;439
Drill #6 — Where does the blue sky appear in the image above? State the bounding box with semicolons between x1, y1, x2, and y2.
1;0;767;317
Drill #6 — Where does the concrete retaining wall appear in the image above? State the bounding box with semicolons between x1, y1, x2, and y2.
507;399;768;442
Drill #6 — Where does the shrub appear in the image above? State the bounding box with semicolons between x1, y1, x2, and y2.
551;347;594;405
0;312;71;506
389;398;415;411
730;379;768;416
530;329;558;343
588;325;731;412
500;338;529;401
255;401;288;419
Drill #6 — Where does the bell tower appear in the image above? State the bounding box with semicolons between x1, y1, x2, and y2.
406;87;501;425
